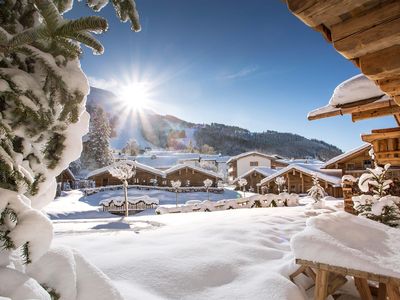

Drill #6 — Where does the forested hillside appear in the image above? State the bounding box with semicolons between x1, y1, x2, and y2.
194;123;342;160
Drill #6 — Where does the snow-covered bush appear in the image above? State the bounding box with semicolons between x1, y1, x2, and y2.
275;176;286;193
353;163;400;227
0;0;140;298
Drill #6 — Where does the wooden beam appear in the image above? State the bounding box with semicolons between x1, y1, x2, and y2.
377;77;400;95
396;95;400;106
286;0;373;28
309;98;396;121
362;129;400;143
334;17;400;59
331;0;400;42
394;114;400;126
360;45;400;80
352;105;400;122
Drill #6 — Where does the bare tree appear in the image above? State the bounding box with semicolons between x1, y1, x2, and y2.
203;179;213;201
109;162;136;217
171;180;182;207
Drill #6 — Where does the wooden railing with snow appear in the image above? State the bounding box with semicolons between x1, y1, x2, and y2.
82;184;224;196
99;196;159;214
155;193;300;215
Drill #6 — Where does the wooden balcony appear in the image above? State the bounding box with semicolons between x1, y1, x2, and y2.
362;127;400;166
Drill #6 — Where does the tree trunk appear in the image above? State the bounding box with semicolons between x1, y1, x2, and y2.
124;180;128;217
175;191;178;207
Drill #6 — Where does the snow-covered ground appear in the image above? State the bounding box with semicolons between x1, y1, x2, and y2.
53;206;307;299
46;190;350;300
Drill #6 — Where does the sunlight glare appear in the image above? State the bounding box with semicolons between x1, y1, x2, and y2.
118;82;151;110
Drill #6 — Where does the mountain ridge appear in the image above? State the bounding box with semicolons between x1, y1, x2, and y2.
87;87;343;160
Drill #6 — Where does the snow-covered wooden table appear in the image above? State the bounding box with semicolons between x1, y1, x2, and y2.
290;212;400;300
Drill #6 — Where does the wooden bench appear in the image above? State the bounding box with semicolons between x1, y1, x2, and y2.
290;259;400;300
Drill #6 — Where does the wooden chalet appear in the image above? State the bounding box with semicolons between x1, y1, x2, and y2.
232;167;277;192
56;168;76;189
227;151;283;182
285;1;400;298
87;161;164;187
259;164;343;197
322;143;400;179
164;164;223;187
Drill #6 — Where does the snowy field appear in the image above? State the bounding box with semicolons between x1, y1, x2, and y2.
45;188;241;220
53;206;307;300
45;191;353;299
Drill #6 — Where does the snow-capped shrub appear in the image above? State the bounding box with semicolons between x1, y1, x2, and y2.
353;161;400;227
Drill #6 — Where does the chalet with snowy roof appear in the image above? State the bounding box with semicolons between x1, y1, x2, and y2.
56;168;76;193
259;164;342;197
232;167;277;192
87;160;164;187
164;164;223;187
227;151;281;182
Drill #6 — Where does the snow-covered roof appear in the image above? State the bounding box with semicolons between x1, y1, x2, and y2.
233;167;277;183
276;158;324;166
260;163;341;187
227;151;276;164
135;151;230;169
321;144;371;169
308;74;390;120
87;160;165;178
164;163;223;179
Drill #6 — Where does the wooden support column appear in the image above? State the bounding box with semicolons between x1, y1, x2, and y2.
354;277;373;300
342;179;357;215
301;172;304;193
387;283;400;300
315;269;329;300
287;173;290;193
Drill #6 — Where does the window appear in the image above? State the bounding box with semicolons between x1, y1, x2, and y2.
363;160;372;169
346;163;355;170
250;161;258;167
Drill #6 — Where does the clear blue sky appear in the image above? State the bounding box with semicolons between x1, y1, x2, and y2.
67;0;394;152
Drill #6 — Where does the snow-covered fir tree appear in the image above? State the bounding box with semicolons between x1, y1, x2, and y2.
122;138;140;156
0;0;140;298
353;160;400;227
82;105;113;170
307;174;326;203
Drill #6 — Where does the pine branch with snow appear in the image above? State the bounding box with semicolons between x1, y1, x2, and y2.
0;0;140;297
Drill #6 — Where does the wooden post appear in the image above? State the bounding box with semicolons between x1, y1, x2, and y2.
342;179;357;215
387;283;400;300
301;172;304;193
315;269;329;300
354;277;373;300
378;283;387;300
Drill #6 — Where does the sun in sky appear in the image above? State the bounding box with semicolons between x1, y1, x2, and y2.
118;81;152;110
